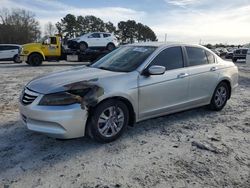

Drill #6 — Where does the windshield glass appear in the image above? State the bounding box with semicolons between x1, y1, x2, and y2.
39;36;49;43
91;46;157;72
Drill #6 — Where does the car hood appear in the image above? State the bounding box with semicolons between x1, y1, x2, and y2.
26;66;124;94
22;43;42;49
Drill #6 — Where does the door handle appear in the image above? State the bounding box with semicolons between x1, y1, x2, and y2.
210;67;218;71
178;73;189;78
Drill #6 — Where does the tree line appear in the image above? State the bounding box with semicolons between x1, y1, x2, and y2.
56;14;157;43
0;9;41;44
0;8;157;44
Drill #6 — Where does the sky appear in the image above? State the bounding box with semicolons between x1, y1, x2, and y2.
1;0;250;44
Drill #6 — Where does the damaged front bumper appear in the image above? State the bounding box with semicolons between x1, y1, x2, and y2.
19;93;88;139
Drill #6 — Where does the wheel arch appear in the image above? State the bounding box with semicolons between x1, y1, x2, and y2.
106;42;115;47
86;96;136;135
79;41;88;48
28;51;45;61
217;79;232;99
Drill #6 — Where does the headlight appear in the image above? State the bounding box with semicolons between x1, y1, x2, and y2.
23;50;29;54
19;47;23;54
39;92;82;106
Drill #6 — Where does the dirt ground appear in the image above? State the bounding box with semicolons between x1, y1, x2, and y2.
0;60;249;188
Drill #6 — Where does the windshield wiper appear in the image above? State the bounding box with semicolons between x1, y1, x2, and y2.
98;67;112;71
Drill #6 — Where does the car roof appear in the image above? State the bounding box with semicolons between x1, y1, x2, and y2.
89;32;112;35
126;41;204;48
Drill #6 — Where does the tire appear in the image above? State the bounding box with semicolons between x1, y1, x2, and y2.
79;42;88;51
107;43;115;51
209;82;229;111
87;100;129;143
233;57;237;63
13;55;22;63
28;53;43;66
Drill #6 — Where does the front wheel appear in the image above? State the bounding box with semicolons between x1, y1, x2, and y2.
28;53;43;66
209;82;229;111
79;42;88;51
87;100;129;143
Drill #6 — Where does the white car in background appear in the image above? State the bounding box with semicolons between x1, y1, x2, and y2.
67;32;119;51
0;44;22;63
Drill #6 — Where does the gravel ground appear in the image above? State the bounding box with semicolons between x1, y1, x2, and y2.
0;60;249;188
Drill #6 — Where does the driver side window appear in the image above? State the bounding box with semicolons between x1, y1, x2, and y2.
89;33;101;38
150;47;184;70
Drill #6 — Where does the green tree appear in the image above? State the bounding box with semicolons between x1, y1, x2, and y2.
57;14;77;38
117;20;157;43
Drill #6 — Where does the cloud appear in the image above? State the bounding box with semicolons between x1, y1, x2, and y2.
1;0;250;44
1;0;146;24
166;0;201;7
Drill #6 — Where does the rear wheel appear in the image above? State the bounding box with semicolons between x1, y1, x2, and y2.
87;100;129;143
209;82;229;111
28;53;43;66
107;43;115;51
13;55;22;63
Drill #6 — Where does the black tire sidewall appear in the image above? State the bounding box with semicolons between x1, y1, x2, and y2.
210;82;229;111
107;43;115;51
89;100;129;143
79;42;87;51
13;55;22;63
29;54;42;66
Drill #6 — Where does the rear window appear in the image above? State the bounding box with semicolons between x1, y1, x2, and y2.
206;51;216;64
103;33;111;38
235;50;241;54
0;45;18;50
186;47;208;66
242;49;248;55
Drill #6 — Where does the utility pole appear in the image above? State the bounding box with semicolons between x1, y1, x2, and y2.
164;33;167;43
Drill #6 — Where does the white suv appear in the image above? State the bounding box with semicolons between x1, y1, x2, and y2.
68;32;119;51
0;44;22;63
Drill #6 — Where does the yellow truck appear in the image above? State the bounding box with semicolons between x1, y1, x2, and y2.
20;35;110;66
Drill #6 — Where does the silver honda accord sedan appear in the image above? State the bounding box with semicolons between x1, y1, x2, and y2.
19;42;238;142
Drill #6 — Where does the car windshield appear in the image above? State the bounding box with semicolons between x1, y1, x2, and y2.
91;46;157;72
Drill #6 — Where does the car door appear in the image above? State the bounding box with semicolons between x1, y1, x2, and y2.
0;45;14;59
184;46;220;105
138;46;189;120
42;37;60;57
7;46;18;58
87;33;102;47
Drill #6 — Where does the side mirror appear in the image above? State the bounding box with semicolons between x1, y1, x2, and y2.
147;65;166;75
43;39;49;45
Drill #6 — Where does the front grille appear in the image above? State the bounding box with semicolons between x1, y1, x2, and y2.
21;88;39;105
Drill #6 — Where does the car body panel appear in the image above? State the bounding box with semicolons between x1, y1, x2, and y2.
138;68;189;119
0;44;20;60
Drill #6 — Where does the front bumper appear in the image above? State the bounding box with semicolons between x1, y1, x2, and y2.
19;93;88;139
20;55;28;62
